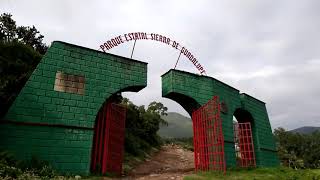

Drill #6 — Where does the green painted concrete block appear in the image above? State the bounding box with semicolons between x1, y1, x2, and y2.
161;69;279;168
1;41;147;174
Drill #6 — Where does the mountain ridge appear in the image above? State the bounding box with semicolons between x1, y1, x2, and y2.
158;112;193;138
290;126;320;134
159;112;320;137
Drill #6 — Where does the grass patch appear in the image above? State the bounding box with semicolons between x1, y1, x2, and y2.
184;167;320;180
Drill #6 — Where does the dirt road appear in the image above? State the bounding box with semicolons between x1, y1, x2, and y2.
125;144;195;180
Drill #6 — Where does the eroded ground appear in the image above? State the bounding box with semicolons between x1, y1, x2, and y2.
119;144;195;180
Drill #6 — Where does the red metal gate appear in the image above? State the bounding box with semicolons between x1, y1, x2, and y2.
233;122;256;167
192;96;226;173
91;102;126;175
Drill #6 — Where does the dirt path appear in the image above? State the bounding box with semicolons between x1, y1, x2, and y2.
125;144;195;180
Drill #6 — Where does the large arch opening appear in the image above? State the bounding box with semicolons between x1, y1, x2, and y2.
90;85;147;175
162;92;201;116
90;93;124;174
233;108;256;168
89;83;201;175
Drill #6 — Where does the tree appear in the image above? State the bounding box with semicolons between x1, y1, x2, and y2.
147;101;168;116
0;13;17;41
274;127;320;169
121;98;168;156
0;13;47;117
0;13;47;54
0;41;42;117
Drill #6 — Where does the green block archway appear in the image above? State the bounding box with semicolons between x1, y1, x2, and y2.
0;41;278;174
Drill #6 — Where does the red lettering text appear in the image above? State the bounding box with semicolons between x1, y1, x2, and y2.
99;32;206;75
104;43;110;50
100;45;106;52
111;39;118;46
107;41;113;48
167;38;170;45
125;34;129;41
172;41;177;48
181;47;185;54
119;35;124;43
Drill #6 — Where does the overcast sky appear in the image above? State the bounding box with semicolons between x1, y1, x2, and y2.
2;0;320;130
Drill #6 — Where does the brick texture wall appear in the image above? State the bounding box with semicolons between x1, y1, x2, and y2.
239;94;279;166
54;71;85;95
161;69;279;168
0;41;147;174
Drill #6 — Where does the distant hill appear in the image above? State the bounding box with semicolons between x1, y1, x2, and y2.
290;126;320;134
158;112;193;138
158;113;320;137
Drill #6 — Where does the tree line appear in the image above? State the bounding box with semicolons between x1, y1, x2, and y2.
274;127;320;169
122;98;168;157
0;13;47;118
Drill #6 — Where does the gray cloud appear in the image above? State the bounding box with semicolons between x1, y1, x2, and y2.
1;0;320;130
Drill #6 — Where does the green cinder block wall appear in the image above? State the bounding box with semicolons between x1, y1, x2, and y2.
0;41;147;174
239;93;279;167
161;69;279;168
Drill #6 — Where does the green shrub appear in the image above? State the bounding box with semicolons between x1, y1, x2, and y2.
274;128;320;169
0;162;22;178
0;151;57;179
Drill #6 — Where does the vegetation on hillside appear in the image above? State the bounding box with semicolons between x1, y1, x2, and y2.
0;151;57;179
122;98;168;157
158;112;193;138
274;127;320;169
121;98;169;173
0;13;47;118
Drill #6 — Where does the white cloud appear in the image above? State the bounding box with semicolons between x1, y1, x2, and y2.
1;0;320;129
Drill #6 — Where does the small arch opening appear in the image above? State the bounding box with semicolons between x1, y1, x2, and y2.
90;84;200;175
233;108;256;168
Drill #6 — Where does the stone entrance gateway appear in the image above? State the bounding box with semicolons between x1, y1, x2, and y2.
0;41;279;174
